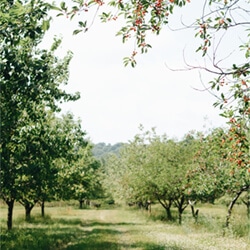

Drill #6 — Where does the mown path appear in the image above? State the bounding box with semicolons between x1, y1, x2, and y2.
55;208;249;250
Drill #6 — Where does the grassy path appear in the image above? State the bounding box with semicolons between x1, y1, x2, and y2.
50;208;248;250
0;206;249;249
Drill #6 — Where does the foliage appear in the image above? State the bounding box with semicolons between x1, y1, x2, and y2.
92;142;125;159
188;126;249;226
52;0;191;67
57;139;103;204
187;128;230;203
0;0;78;200
103;126;198;222
13;109;64;219
190;127;249;198
0;0;83;229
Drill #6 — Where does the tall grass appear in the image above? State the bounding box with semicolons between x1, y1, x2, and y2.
146;202;249;238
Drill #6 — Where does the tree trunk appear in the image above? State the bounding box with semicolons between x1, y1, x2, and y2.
25;203;35;221
146;201;152;214
242;195;249;219
79;200;84;209
137;201;144;209
6;199;15;230
177;206;187;225
194;209;199;223
41;200;45;217
189;200;199;223
226;186;248;227
178;211;182;225
165;207;172;220
157;197;172;220
176;196;188;225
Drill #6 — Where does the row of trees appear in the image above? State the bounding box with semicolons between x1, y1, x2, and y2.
0;0;102;230
102;125;249;226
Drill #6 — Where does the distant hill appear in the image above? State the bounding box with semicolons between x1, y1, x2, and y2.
92;142;125;159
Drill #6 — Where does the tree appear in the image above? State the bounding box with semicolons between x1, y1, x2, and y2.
14;106;54;221
57;136;103;209
142;130;198;223
103;126;197;223
0;0;79;229
186;129;228;203
189;127;249;227
102;127;151;206
15;111;87;220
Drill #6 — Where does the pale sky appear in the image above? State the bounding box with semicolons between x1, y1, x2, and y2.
41;1;240;144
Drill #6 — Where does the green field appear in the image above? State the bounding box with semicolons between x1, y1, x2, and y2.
0;202;249;250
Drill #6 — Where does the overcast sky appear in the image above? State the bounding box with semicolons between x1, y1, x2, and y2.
42;1;231;144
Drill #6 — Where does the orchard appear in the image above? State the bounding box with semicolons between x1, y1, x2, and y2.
0;0;249;232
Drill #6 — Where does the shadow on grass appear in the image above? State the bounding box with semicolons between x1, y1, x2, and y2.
82;221;139;227
1;216;185;250
15;215;138;227
0;226;80;250
66;237;184;250
66;241;168;250
61;227;182;250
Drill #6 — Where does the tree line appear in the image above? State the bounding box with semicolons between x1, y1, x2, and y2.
92;142;124;159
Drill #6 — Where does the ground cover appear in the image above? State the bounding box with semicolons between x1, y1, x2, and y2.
0;203;249;249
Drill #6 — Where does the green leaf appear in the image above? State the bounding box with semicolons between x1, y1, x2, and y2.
42;19;50;31
60;1;66;10
48;5;61;11
79;21;87;28
73;29;83;35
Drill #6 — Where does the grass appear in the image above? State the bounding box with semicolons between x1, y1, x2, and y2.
0;202;249;250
